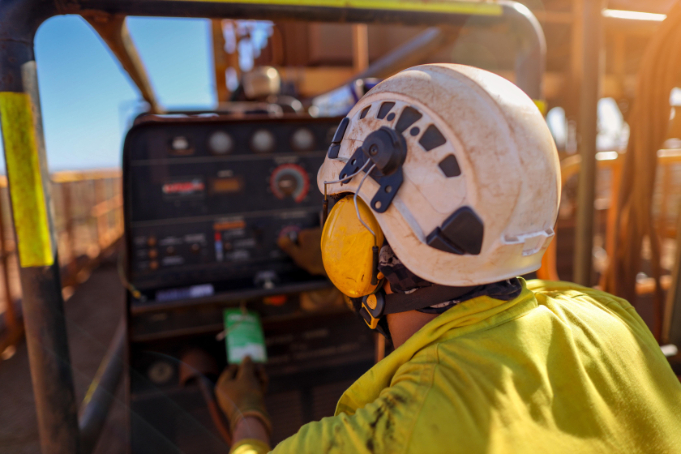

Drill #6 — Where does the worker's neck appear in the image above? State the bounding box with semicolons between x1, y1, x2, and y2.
386;310;438;348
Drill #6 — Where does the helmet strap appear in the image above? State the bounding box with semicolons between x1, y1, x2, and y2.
359;284;478;331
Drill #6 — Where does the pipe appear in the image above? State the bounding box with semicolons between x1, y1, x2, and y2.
351;2;544;101
75;1;545;99
573;0;605;286
0;5;81;450
78;319;126;454
666;199;681;346
499;2;546;100
211;19;230;103
83;14;163;114
352;27;460;81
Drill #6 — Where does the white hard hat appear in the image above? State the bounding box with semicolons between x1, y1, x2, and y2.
318;64;560;287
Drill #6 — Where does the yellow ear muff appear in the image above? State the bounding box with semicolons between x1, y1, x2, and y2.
321;196;384;298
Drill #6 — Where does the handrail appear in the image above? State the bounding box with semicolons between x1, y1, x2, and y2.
78;319;126;454
0;170;124;351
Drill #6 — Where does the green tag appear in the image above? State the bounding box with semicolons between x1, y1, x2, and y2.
224;309;267;364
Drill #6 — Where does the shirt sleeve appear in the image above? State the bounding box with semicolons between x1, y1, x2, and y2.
271;375;428;454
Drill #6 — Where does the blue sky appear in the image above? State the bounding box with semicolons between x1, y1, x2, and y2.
0;15;215;171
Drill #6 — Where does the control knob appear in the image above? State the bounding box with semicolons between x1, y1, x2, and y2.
269;164;310;202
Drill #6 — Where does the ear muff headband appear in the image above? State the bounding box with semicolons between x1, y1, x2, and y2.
321;196;384;298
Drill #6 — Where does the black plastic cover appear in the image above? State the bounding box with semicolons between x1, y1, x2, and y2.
361;127;407;176
426;207;484;255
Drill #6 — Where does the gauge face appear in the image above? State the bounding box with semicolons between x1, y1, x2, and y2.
169;136;193;155
270;164;310;202
208;131;234;155
291;128;315;151
250;129;276;153
147;361;174;384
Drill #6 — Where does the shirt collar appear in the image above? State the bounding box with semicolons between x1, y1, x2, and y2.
336;278;538;415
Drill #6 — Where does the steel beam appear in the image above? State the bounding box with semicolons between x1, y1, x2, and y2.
351;3;544;100
573;0;605;286
0;1;81;452
0;26;81;454
76;1;545;101
211;19;230;103
352;27;460;81
84;14;163;114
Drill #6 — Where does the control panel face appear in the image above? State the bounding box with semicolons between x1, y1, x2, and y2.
124;116;340;295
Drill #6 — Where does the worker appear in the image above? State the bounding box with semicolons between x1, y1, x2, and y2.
215;64;681;453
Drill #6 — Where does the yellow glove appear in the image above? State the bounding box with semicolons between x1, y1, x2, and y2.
216;357;271;437
277;227;327;276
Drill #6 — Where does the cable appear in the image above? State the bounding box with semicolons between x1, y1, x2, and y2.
117;246;143;300
353;163;378;246
322;159;372;223
323;159;372;187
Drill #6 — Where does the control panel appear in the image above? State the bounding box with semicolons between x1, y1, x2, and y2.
124;113;377;454
124;116;340;300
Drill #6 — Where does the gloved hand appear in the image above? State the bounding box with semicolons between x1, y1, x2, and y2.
277;227;327;276
216;356;271;437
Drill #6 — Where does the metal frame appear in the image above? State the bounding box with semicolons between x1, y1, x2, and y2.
0;1;545;453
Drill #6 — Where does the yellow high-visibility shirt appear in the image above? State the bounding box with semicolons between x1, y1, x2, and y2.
231;279;681;453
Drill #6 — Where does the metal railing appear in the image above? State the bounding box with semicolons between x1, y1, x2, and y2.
0;169;123;356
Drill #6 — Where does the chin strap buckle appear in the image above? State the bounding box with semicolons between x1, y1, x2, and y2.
360;292;386;329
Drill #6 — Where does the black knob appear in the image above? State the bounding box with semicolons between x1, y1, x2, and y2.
277;174;298;197
362;126;407;176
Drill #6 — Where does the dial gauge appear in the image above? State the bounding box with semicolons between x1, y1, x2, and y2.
269;164;310;203
251;129;275;153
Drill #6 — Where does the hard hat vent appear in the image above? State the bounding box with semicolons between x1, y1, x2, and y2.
438;154;461;178
377;102;395;119
395;106;423;133
360;105;371;119
418;125;447;151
